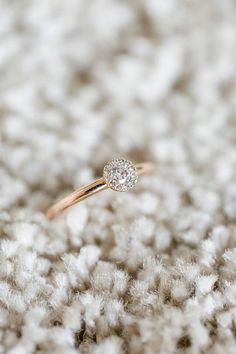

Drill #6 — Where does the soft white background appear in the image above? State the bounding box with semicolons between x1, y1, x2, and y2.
0;0;236;353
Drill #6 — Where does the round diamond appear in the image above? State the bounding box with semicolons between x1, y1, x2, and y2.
103;159;138;192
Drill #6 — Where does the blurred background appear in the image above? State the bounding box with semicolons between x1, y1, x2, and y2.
0;0;235;212
1;1;236;353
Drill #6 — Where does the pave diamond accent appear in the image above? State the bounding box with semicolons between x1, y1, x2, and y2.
103;159;138;192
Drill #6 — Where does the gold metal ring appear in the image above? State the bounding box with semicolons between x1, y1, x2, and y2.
46;159;154;219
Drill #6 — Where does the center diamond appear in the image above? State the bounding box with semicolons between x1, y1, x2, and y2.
111;167;128;184
103;159;138;192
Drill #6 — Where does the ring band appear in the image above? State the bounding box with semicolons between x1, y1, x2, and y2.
45;159;154;219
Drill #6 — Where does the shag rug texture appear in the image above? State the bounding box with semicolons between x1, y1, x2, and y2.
1;1;236;353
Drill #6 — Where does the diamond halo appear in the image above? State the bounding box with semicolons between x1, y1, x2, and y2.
103;159;138;192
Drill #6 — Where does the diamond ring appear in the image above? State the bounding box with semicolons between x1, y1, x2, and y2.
46;159;154;219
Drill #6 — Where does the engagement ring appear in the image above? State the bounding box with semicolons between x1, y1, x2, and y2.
46;158;154;219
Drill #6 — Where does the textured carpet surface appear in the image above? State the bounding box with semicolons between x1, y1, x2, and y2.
1;1;236;353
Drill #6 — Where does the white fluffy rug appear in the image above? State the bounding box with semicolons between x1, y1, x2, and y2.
1;1;236;353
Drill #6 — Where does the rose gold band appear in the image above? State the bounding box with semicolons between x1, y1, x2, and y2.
45;162;154;220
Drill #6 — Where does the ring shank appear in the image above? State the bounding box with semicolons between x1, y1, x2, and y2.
45;162;154;219
136;162;154;175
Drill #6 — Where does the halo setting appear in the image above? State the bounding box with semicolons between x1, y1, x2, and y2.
103;159;138;192
46;159;153;219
